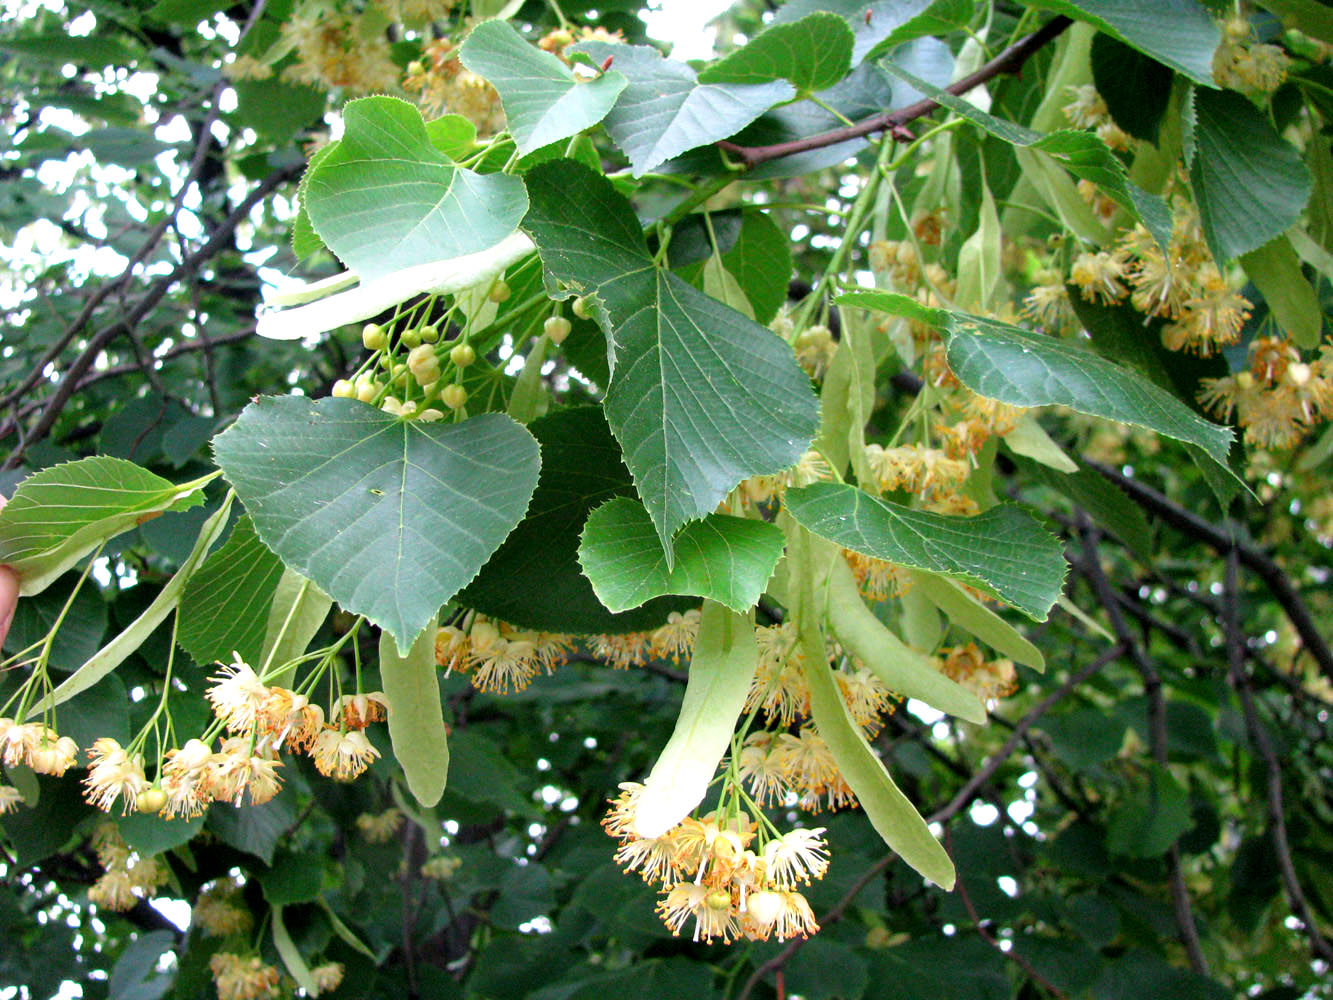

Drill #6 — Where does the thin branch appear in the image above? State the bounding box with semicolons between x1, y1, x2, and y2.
949;830;1070;999
1079;524;1210;977
3;164;299;468
1088;460;1333;683
1225;546;1333;964
935;643;1123;826
719;16;1072;168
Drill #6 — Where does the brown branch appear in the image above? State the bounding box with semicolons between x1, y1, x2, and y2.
1079;523;1210;977
3;164;299;469
949;830;1069;999
1088;460;1333;684
934;642;1124;826
1224;546;1333;964
0;78;230;413
719;16;1072;169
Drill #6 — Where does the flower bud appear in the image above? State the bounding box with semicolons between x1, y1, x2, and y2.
450;342;477;368
544;316;572;345
362;323;387;351
331;379;356;399
136;787;167;814
488;280;511;303
441;384;468;410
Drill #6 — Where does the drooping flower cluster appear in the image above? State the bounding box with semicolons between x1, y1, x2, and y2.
193;877;254;937
937;643;1018;701
1214;16;1290;95
83;654;388;819
436;615;575;693
86;822;169;912
403;37;505;133
357;807;405;843
1199;338;1333;449
603;785;824;944
0;717;80;777
209;952;283;1000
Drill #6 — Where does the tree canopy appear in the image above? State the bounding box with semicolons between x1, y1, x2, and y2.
1;1;1332;999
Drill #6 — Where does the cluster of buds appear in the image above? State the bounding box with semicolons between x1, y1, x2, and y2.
604;785;825;943
0;717;79;780
356;806;405;843
209;952;283;1000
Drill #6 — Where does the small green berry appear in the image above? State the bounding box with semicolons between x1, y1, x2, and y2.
419;324;440;344
572;295;591;320
488;279;511;303
401;328;422;349
331;379;356;399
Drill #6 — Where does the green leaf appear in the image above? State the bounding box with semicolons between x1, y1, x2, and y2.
260;849;329;906
1033;0;1220;84
883;63;1172;252
674;210;793;324
457;407;689;634
205;796;295;864
291;142;336;261
0;33;140;69
0;457;206;596
1105;762;1192;857
459;20;627;155
774;0;973;65
944;314;1237;476
699;12;854;93
1258;0;1333;43
271;904;319;996
212;397;540;653
791;532;954;889
1018;458;1154;561
783;940;870;1000
571;41;794;175
820;552;987;722
906;569;1045;671
34;496;233;715
1003;414;1079;474
1190;89;1312;264
784;482;1066;621
579;497;784;613
1239;236;1323;350
303;96;528;282
1090;32;1173;144
522;161;819;556
107;929;175;1000
178;515;285;668
117;810;204;856
379;617;450;808
232;77;326;146
632;601;758;837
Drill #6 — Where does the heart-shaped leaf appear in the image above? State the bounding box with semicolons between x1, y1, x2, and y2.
579;497;785;613
303;96;528;283
212;397;540;652
523;160;819;557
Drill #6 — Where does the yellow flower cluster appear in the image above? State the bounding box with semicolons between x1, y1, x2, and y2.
87;822;169;912
603;786;824;944
1214;17;1290;95
436;615;574;692
83;655;387;818
193;877;254;937
404;37;505;134
356;806;405;843
937;643;1017;700
209;952;282;1000
1061;84;1132;152
1199;337;1333;448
